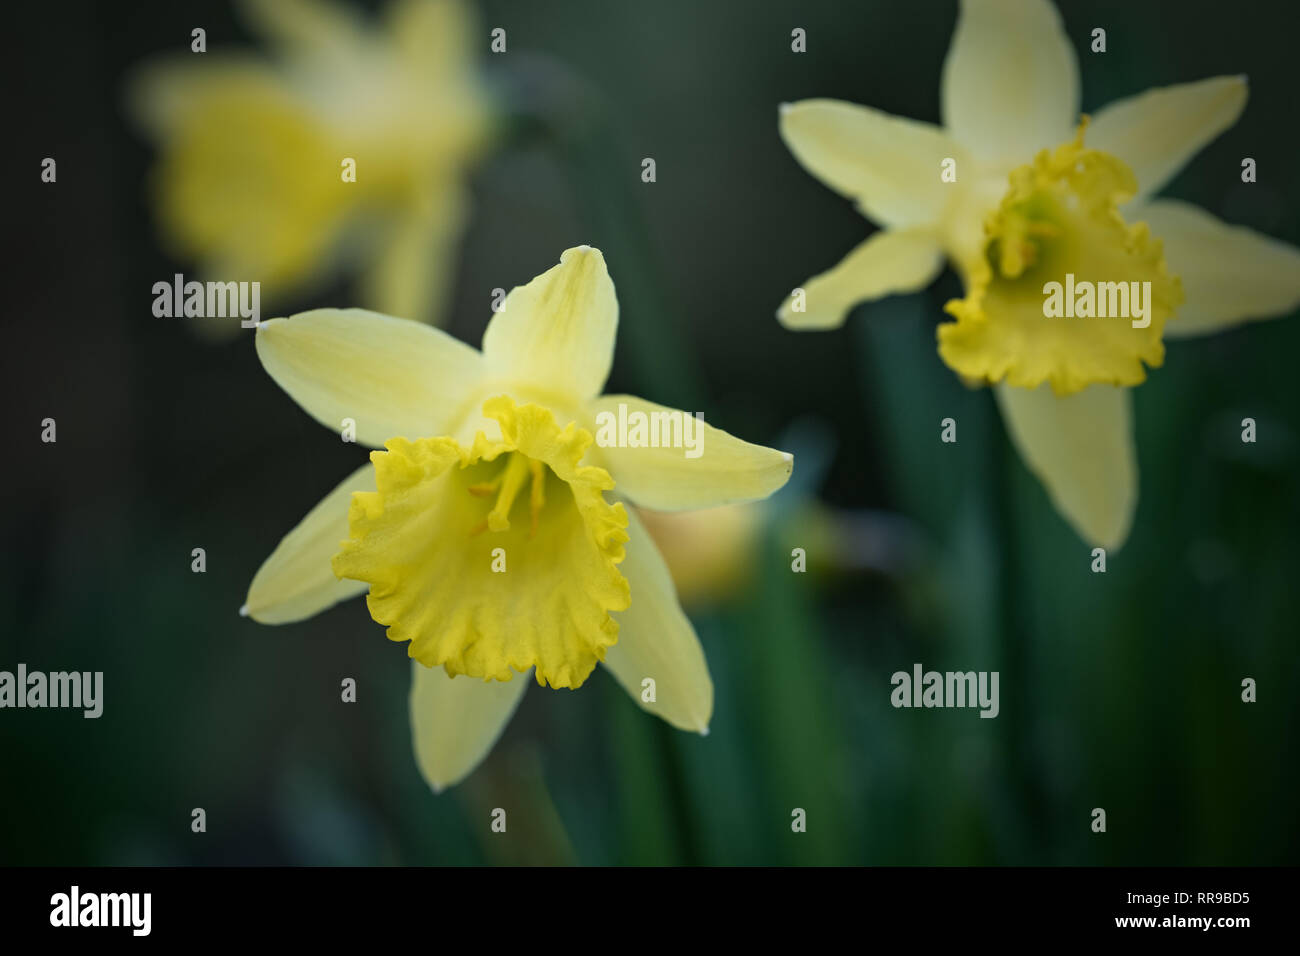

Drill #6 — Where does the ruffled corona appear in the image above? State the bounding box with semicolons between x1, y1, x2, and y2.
938;120;1184;395
332;396;630;689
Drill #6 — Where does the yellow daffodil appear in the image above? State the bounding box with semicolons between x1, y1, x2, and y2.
242;246;793;790
778;0;1300;549
129;0;490;335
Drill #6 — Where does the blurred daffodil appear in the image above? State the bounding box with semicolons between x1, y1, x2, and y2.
641;501;926;606
638;504;765;606
242;247;793;790
778;0;1300;549
130;0;491;335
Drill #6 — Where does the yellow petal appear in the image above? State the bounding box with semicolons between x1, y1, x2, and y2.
409;660;527;793
778;99;964;229
777;228;944;330
243;463;374;624
255;308;485;447
602;507;712;733
379;0;494;169
237;0;365;60
481;246;618;403
142;65;352;296
358;181;468;327
128;58;278;141
586;395;793;511
996;383;1137;550
939;123;1183;395
941;0;1079;163
1139;199;1300;339
386;0;480;84
333;397;631;689
1087;76;1247;204
134;0;491;339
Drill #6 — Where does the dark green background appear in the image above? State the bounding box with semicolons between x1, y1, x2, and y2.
4;0;1297;864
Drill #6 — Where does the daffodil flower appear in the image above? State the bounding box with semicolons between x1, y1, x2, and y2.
778;0;1300;549
129;0;490;334
242;246;793;790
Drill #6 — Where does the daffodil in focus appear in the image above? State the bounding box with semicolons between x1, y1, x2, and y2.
129;0;490;336
242;246;793;790
778;0;1300;549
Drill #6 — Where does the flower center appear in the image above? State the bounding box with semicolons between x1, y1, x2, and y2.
938;120;1184;396
331;396;630;690
467;452;548;537
987;193;1064;281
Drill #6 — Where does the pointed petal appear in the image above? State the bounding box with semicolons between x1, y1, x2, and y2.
779;99;963;229
587;395;793;511
358;183;467;327
237;0;365;61
384;0;492;156
255;308;485;447
602;507;712;733
244;463;374;624
778;228;944;330
409;661;527;793
386;0;480;80
1087;76;1247;204
133;60;351;299
481;246;618;403
1140;199;1300;338
996;383;1137;550
941;0;1079;163
127;58;280;142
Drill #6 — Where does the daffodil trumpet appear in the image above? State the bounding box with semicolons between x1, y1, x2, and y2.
1040;275;1151;328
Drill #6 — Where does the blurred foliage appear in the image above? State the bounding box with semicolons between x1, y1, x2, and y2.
3;0;1297;865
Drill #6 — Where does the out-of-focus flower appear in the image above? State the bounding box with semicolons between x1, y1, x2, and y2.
637;504;765;606
129;0;491;335
641;500;930;607
778;0;1300;549
241;247;793;790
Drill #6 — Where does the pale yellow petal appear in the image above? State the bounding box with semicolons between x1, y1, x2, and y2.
777;228;944;330
386;0;478;82
243;463;374;624
135;62;351;299
126;57;277;141
409;660;527;793
586;395;793;511
602;507;712;733
481;246;618;403
1140;199;1300;338
358;182;467;327
238;0;365;60
941;0;1079;163
996;383;1136;550
383;0;494;163
255;308;485;447
778;99;964;228
1087;76;1247;204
